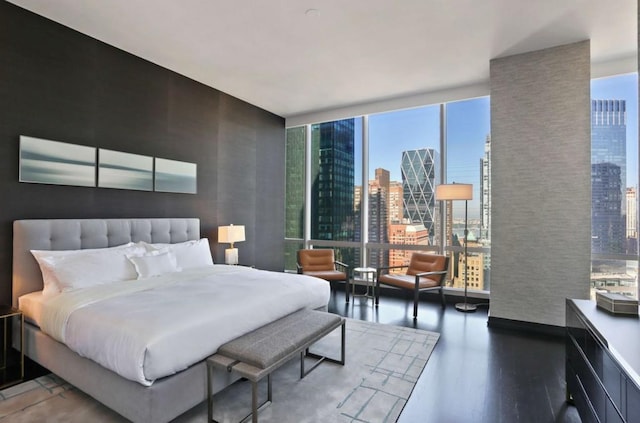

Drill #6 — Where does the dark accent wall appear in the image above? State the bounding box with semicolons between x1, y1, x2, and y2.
0;1;286;305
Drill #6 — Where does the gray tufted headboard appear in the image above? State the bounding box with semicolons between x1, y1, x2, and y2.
12;218;201;307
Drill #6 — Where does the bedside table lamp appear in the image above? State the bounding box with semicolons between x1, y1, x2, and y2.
218;224;245;265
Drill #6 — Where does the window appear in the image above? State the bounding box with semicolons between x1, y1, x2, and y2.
590;73;639;299
286;74;638;300
285;101;492;294
369;106;441;270
445;97;491;290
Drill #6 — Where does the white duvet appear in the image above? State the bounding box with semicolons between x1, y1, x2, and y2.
39;265;330;386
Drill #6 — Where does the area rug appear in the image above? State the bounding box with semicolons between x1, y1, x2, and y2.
0;319;439;423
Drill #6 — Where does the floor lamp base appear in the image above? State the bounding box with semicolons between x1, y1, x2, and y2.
455;302;477;313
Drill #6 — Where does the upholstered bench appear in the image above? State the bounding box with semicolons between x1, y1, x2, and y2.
206;309;346;423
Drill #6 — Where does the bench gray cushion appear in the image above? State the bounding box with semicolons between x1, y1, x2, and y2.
217;309;342;369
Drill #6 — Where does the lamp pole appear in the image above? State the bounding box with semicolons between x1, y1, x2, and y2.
455;199;477;312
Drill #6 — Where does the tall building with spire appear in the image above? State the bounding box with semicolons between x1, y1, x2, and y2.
401;148;439;243
480;134;491;241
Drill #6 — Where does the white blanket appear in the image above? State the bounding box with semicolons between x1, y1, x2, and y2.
40;265;330;386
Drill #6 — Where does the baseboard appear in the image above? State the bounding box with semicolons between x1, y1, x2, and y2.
487;316;565;338
341;282;490;306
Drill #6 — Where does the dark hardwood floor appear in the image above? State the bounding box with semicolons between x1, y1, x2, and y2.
327;290;582;423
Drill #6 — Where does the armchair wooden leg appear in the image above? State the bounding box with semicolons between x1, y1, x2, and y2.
375;280;380;306
440;287;446;308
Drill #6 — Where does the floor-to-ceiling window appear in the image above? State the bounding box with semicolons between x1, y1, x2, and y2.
284;98;492;296
286;72;639;299
590;73;639;299
445;97;491;290
367;105;442;275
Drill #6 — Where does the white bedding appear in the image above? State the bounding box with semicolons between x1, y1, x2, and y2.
34;265;330;386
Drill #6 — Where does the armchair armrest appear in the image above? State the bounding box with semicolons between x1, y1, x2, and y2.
376;265;409;277
415;270;448;277
414;270;448;285
334;261;350;271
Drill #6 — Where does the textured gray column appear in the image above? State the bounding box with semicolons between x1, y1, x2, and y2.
490;41;591;327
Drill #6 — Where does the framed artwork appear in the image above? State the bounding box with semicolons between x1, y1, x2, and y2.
154;158;197;194
98;149;153;191
19;135;96;187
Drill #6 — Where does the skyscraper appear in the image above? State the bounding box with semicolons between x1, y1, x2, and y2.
626;187;637;255
388;181;404;224
591;99;626;255
401;148;440;242
284;127;306;240
368;178;389;269
310;119;356;246
480;134;491;241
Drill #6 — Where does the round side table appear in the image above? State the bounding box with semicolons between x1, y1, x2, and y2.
352;267;377;302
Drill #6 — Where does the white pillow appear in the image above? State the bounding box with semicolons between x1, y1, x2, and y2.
143;238;214;269
127;250;180;279
36;243;146;292
31;242;138;296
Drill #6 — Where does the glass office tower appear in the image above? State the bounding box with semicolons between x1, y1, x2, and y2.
401;148;440;243
310;119;356;243
591;99;626;255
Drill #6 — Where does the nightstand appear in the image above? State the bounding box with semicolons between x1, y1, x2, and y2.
0;306;23;388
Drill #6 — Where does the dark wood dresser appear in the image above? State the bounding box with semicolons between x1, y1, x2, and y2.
566;299;640;423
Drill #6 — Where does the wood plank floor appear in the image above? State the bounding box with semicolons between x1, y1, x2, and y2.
327;290;582;423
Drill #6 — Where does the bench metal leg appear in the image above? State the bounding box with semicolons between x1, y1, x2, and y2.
301;320;346;378
208;361;272;423
239;375;271;423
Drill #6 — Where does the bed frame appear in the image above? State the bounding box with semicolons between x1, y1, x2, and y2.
12;218;239;423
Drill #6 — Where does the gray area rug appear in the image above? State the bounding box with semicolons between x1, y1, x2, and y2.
0;319;439;422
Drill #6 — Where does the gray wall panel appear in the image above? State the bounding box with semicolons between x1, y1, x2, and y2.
490;41;591;327
0;2;285;304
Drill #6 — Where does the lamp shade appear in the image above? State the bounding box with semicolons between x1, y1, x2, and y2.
435;183;473;201
218;225;245;244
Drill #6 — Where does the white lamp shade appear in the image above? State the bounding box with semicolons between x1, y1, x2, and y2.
435;183;473;201
218;225;245;244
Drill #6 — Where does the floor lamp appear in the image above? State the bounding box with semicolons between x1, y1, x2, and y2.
435;183;475;312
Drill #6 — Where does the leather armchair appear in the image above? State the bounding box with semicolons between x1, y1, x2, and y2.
297;249;351;301
376;252;449;319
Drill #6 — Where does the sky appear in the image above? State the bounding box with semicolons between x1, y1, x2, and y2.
591;72;638;188
352;72;638;219
356;97;490;217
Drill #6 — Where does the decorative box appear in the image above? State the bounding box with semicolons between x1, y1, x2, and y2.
595;292;638;316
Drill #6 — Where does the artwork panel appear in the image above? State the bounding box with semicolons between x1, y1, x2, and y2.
154;158;197;194
98;149;153;191
19;136;96;187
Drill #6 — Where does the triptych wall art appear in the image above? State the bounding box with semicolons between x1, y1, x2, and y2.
19;135;197;194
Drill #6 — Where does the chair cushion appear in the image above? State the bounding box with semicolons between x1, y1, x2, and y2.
407;253;447;280
297;249;335;272
378;274;440;289
303;270;347;281
216;309;343;369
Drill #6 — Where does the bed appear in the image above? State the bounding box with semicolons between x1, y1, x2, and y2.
11;218;330;422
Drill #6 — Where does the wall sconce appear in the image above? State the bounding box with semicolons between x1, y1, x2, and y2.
217;224;245;265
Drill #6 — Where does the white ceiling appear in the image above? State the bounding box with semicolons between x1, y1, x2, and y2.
8;0;637;119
